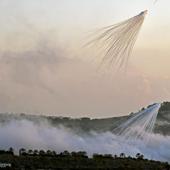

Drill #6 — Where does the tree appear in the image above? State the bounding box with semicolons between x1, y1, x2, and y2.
62;150;70;157
120;153;126;158
141;107;145;111
19;148;26;156
71;151;77;157
77;151;87;158
46;150;53;156
71;151;87;158
33;150;39;156
136;153;144;159
114;155;118;159
103;154;113;159
39;150;45;156
93;154;103;160
8;147;14;155
28;149;33;156
52;151;57;156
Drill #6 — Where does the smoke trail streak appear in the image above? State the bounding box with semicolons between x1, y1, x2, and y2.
112;103;161;143
154;0;158;4
85;10;147;70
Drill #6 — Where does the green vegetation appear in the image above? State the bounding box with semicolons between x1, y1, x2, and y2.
0;103;170;169
0;148;169;170
0;102;170;135
159;102;170;112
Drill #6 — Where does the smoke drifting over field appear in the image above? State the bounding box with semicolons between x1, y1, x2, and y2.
0;119;170;162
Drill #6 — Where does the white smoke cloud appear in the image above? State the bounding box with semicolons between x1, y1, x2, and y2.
0;119;170;162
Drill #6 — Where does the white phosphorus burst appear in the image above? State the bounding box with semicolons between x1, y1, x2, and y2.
112;103;161;143
86;10;147;70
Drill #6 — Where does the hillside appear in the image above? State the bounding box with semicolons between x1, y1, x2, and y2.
155;102;170;135
0;102;170;135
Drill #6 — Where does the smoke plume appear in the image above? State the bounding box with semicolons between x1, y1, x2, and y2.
0;119;170;162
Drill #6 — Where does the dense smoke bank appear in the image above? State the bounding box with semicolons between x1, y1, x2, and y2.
0;119;170;162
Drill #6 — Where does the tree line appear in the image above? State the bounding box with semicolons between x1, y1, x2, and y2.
0;148;170;170
0;147;151;160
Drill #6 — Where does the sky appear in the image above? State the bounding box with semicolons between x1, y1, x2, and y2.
0;0;170;118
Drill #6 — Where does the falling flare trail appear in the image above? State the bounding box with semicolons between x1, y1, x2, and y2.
112;103;161;143
85;10;147;70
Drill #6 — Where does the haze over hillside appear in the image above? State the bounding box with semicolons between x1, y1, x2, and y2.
0;102;170;135
0;102;170;162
